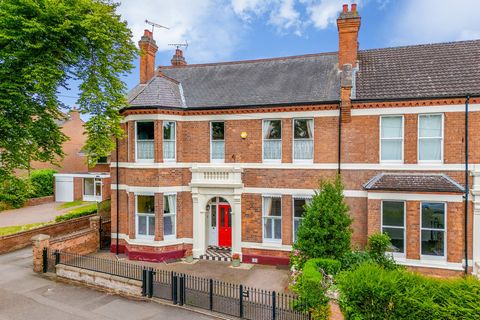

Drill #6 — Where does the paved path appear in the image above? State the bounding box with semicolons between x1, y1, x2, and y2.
0;202;87;227
0;249;216;320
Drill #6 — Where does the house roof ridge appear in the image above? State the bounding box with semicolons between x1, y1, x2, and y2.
359;39;480;54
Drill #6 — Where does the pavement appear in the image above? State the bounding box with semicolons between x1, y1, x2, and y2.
93;251;291;293
0;248;216;320
0;202;89;227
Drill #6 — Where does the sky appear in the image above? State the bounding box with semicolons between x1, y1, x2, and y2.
59;0;480;112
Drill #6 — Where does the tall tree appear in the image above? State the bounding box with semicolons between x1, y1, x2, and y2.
0;0;136;179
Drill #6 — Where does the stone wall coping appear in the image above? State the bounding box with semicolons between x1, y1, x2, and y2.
89;215;101;221
31;234;51;242
50;228;93;244
56;264;142;287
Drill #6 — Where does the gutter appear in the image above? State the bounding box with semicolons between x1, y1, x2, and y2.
464;95;470;275
352;94;480;104
115;138;120;256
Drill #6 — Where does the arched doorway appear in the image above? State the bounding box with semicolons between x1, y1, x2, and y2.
207;197;232;248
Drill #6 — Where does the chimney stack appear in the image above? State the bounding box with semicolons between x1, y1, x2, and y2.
171;48;187;66
337;3;361;69
138;29;158;84
337;3;360;123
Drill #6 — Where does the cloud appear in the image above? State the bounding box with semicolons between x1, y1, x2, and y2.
391;0;480;45
118;0;244;63
302;0;359;29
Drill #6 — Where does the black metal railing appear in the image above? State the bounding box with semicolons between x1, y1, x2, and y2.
43;250;310;320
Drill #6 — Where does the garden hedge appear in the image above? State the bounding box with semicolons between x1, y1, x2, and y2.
337;263;480;320
29;169;56;198
55;203;97;222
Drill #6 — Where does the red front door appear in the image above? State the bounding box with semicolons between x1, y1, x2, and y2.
218;204;232;247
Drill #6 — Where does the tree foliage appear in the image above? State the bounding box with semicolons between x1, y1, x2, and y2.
0;0;136;179
293;175;352;261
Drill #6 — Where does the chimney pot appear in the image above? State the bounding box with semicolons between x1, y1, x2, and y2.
171;48;187;66
138;30;158;84
351;4;357;12
342;4;348;13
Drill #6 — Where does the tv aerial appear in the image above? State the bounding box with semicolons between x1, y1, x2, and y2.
145;19;169;33
168;41;189;50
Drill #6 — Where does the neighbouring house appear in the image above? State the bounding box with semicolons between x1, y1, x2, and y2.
110;4;480;276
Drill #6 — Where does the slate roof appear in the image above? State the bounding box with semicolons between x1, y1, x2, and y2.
356;40;480;100
363;173;465;193
127;39;480;109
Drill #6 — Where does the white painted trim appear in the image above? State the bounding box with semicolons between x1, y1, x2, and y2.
54;173;110;178
112;233;193;247
112;184;190;193
110;161;479;172
394;257;465;271
241;241;293;252
368;192;463;202
122;109;340;123
352;104;480;116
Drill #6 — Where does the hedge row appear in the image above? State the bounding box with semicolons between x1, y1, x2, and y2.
337;263;480;320
55;203;98;222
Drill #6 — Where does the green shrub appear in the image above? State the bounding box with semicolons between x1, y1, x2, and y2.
55;203;97;222
308;258;342;276
337;263;480;320
293;175;352;262
0;176;32;208
29;169;56;198
97;199;111;219
339;251;372;271
367;232;398;270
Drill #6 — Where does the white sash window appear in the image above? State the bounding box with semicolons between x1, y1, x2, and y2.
263;120;282;161
263;196;282;242
163;194;176;238
380;116;403;162
136;122;154;161
211;122;225;162
293;119;313;161
418;114;443;162
163;121;176;161
136;195;155;238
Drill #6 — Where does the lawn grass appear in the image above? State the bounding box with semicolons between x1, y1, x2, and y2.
0;222;52;237
56;200;88;210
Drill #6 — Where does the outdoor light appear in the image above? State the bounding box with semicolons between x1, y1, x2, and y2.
240;131;248;139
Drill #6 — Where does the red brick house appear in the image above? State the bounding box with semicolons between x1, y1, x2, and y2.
110;4;480;276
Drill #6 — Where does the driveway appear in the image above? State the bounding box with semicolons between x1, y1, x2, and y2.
0;249;216;320
0;202;87;227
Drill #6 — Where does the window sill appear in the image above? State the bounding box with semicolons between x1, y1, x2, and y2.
163;159;176;163
379;160;404;165
262;240;282;246
293;159;313;164
417;161;444;165
136;159;154;163
262;159;282;164
163;235;177;241
135;235;155;241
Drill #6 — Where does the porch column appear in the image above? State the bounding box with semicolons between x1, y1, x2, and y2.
471;168;480;276
232;194;242;256
192;192;207;258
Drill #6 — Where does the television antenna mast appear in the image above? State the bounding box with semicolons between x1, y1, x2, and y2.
168;41;188;50
145;19;169;33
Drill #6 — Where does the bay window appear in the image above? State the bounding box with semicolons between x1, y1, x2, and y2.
136;195;155;238
263;120;282;161
136;122;154;161
293;119;313;161
421;202;446;258
293;197;311;242
418;114;443;162
163;121;176;161
211;122;225;161
163;194;176;238
263;196;282;242
381;201;405;254
380;116;403;162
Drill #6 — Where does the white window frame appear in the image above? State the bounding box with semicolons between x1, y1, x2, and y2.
381;200;406;258
379;115;404;163
135;193;155;240
163;193;177;240
420;201;447;261
135;121;155;163
82;177;102;202
262;195;282;243
210;121;225;163
417;113;444;164
163;121;176;162
292;118;314;163
292;196;311;243
262;119;282;163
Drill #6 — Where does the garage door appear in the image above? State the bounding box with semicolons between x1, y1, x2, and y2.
55;176;74;202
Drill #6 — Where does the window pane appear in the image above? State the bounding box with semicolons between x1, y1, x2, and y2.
211;122;224;140
422;203;445;229
263;120;281;139
163;141;175;159
95;182;101;196
274;219;281;239
211;205;216;227
164;215;174;236
421;230;444;256
294;199;307;218
264;197;281;217
138;195;154;214
211;141;225;160
138;216;147;235
419;138;441;161
220;207;225;227
163;121;175;140
137;122;154;140
381;139;402;161
382;227;404;253
419;115;442;138
263;140;282;160
294;219;301;241
137;140;154;159
381;117;402;138
84;178;94;196
294;119;313;139
294;140;313;160
264;218;273;239
148;216;155;236
382;201;404;227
